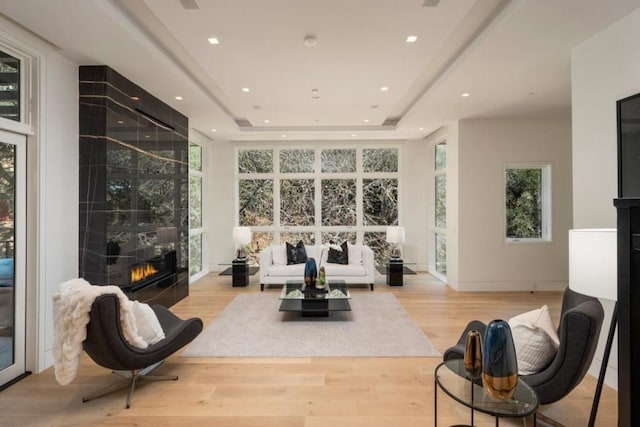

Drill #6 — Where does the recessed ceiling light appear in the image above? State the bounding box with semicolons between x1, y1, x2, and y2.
371;104;379;109
211;128;217;132
281;134;287;138
144;135;150;138
351;134;357;137
419;127;425;130
242;87;250;93
364;119;370;123
406;35;418;43
380;86;389;92
528;92;535;96
461;92;470;97
253;105;261;109
117;120;124;124
175;96;183;100
264;119;270;123
131;96;139;101
208;37;219;44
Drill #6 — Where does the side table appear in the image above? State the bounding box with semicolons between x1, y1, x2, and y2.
232;258;249;287
387;258;404;286
434;359;538;426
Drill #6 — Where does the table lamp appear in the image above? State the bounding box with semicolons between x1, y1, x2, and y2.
568;228;617;427
233;226;252;259
386;226;405;259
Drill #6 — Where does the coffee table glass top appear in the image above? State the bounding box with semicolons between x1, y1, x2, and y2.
435;358;538;417
280;280;351;300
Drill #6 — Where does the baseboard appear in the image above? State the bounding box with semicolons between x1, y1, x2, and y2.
455;281;567;292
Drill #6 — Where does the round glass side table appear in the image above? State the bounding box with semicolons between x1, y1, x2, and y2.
434;359;539;427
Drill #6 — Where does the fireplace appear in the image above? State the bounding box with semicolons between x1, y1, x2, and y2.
79;66;189;307
128;250;176;292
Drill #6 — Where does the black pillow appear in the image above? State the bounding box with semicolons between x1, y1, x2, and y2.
327;241;349;265
286;240;308;265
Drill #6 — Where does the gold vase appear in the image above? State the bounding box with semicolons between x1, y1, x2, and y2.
464;330;483;379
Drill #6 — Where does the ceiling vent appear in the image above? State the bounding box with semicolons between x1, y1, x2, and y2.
422;0;440;6
179;0;200;10
382;117;400;127
235;118;253;128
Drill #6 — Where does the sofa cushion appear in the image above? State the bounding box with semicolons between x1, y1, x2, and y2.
348;243;363;265
323;263;366;277
272;245;287;265
286;241;308;265
327;241;348;265
269;263;306;277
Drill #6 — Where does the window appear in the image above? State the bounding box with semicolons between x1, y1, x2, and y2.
189;142;204;277
505;164;551;242
0;50;20;122
433;142;446;275
236;146;399;264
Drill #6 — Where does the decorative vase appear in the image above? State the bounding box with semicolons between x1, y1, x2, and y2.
304;258;317;287
482;319;518;400
317;266;326;289
464;330;483;379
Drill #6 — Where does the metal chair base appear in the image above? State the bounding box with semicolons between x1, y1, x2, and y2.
82;361;178;408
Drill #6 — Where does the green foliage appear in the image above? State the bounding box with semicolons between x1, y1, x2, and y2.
506;169;542;238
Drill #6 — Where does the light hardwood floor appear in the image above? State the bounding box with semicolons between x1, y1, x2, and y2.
0;273;617;426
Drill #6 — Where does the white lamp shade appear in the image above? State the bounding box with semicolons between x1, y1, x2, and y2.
386;226;405;244
232;226;252;245
569;228;617;301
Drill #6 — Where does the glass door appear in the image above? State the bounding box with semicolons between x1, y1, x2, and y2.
0;129;26;386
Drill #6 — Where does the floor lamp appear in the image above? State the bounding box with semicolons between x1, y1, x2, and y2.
568;229;617;427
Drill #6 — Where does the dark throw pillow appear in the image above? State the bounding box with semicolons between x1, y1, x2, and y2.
286;240;308;265
327;241;349;265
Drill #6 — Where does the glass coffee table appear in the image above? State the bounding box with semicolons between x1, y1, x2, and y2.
279;280;351;317
434;358;538;426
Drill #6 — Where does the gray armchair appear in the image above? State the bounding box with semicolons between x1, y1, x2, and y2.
82;294;203;408
443;288;604;421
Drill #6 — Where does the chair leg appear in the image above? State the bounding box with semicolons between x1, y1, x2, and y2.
83;361;178;408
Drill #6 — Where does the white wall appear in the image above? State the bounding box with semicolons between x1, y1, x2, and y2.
456;118;572;291
403;138;430;271
0;16;79;371
571;7;640;390
206;139;235;271
40;52;79;369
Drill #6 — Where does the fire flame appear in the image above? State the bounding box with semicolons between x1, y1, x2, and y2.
131;262;158;283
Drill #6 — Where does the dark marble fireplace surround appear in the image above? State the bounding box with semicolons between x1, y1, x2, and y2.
79;65;189;307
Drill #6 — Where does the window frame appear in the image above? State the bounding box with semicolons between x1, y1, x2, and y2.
503;162;552;243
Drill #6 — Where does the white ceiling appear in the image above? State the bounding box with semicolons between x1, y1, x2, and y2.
0;0;639;142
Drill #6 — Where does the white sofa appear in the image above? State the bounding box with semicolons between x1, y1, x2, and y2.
259;244;376;291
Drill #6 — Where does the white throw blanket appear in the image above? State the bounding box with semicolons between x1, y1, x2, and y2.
52;278;148;385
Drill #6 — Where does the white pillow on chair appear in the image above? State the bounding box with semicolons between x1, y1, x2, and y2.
509;305;559;375
131;301;165;346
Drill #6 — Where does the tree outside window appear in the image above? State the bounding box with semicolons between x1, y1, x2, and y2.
505;164;551;241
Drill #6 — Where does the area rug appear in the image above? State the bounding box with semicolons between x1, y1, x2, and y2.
182;293;440;357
